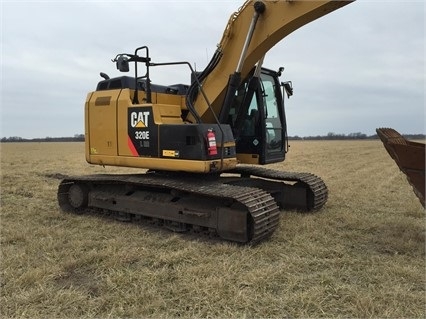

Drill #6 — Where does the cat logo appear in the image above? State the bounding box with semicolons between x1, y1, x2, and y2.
130;111;150;128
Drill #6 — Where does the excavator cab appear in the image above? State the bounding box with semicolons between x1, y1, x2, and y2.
229;67;288;165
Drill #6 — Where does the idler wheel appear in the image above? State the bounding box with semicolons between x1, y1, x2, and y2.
68;184;88;210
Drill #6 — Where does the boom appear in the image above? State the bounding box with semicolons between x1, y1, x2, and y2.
187;0;354;123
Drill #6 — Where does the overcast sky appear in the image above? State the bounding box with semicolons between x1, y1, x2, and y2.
1;0;424;138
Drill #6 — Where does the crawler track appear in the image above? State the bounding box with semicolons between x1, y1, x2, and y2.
57;167;328;243
58;173;280;244
228;165;328;211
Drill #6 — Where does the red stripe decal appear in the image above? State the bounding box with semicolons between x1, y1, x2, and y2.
127;136;138;156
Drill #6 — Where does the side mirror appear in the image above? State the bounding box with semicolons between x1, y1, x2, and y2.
281;81;293;98
116;56;129;72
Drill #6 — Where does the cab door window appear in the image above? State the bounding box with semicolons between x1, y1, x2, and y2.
261;73;283;152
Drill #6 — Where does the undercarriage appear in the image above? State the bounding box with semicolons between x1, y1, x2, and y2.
57;166;327;244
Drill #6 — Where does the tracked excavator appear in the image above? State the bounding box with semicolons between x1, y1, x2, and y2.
58;0;354;244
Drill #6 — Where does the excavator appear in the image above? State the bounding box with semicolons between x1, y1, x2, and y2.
58;0;355;244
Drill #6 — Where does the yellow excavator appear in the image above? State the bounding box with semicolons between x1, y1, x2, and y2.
58;0;355;243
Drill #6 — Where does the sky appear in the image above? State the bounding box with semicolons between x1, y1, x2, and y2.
1;0;424;138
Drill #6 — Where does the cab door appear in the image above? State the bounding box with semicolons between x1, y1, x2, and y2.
232;69;287;165
260;71;286;164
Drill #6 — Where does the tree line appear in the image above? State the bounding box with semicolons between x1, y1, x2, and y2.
0;132;424;143
1;134;85;143
288;132;425;140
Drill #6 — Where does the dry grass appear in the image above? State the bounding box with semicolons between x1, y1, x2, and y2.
1;140;424;318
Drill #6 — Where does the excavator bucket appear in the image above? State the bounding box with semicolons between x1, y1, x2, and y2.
376;128;425;208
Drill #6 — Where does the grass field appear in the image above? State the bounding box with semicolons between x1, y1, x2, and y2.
1;140;424;318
